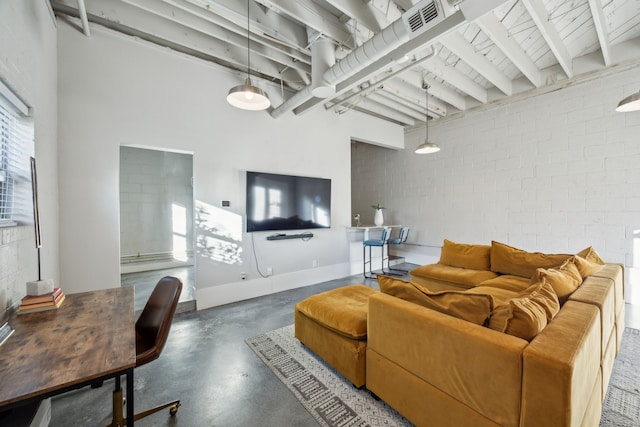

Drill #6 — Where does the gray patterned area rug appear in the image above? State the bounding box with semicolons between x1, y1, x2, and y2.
601;327;640;426
247;325;640;427
246;325;411;427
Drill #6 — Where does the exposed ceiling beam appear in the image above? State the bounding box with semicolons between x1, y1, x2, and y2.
521;0;574;78
186;0;310;52
390;0;414;13
378;88;447;118
166;0;311;65
328;0;405;32
382;79;450;115
437;55;640;126
477;12;542;87
348;97;417;126
124;0;311;75
441;31;513;96
388;72;467;111
323;0;388;33
375;89;425;115
368;92;426;121
421;56;488;104
587;0;612;66
254;0;355;48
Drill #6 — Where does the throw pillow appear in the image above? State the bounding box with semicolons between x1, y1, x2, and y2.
531;260;582;305
377;275;493;325
490;241;571;278
573;247;606;277
571;255;605;278
439;239;492;271
488;278;560;341
576;246;605;265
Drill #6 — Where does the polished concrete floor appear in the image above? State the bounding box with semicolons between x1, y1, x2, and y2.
48;264;640;426
49;266;404;427
121;266;196;313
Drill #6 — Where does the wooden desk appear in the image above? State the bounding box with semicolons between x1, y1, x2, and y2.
0;287;136;426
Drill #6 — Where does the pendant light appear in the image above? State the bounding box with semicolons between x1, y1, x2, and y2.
227;0;271;111
415;83;440;154
616;90;640;112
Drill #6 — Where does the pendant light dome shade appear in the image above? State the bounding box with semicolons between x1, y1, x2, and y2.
616;91;640;112
227;78;271;110
415;82;440;154
414;141;440;154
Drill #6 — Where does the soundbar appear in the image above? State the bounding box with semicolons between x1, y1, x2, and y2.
266;233;314;241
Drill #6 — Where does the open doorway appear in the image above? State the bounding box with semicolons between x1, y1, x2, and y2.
119;146;195;312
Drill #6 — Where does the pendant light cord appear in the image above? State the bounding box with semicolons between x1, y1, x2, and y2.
247;0;251;78
425;83;429;141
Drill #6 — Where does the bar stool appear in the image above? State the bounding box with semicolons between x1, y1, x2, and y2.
387;227;410;273
363;227;392;279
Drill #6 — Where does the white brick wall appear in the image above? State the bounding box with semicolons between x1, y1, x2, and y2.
0;226;32;321
119;147;194;260
352;66;640;300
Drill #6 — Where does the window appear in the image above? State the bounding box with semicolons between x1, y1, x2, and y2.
0;91;34;227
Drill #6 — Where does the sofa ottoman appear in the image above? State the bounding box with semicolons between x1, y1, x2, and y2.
294;285;378;388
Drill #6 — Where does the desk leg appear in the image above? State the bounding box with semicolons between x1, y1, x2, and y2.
126;368;134;427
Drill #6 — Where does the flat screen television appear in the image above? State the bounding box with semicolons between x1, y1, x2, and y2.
246;171;331;232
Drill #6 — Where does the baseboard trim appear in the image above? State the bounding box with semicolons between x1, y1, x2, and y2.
196;262;351;310
120;259;194;274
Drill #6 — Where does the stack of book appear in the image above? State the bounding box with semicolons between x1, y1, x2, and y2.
17;287;66;315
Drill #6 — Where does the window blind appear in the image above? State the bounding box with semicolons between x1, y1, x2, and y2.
0;98;34;226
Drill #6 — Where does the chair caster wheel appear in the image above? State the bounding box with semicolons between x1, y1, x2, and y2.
170;402;181;416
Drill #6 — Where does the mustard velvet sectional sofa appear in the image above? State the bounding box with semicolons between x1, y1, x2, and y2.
366;240;624;427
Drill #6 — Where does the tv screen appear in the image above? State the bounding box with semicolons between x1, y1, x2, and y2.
246;171;331;232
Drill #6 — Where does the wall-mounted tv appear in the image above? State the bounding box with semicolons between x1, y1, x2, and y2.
246;171;331;232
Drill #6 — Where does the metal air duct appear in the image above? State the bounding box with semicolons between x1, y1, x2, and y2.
271;0;505;118
307;28;337;99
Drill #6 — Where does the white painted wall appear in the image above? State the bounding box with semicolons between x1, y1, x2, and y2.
352;65;640;301
57;20;403;306
0;0;58;320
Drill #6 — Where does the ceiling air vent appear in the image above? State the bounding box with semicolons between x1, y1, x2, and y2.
402;0;445;38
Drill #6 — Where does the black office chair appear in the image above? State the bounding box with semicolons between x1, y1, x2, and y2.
387;227;410;273
110;276;182;426
363;227;392;279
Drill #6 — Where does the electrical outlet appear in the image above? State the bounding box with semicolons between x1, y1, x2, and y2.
312;259;318;268
267;267;273;276
241;272;246;280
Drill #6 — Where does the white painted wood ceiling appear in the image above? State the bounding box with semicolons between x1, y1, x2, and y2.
51;0;640;128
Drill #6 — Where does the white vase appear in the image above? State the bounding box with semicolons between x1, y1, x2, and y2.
374;209;384;226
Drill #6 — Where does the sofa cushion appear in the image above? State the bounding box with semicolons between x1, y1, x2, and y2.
410;263;499;288
531;259;582;305
294;284;377;339
490;241;571;278
439;239;492;271
477;275;531;292
378;275;493;325
488;278;560;341
465;286;519;307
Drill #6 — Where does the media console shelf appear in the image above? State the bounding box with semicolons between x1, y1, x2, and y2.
266;233;314;241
